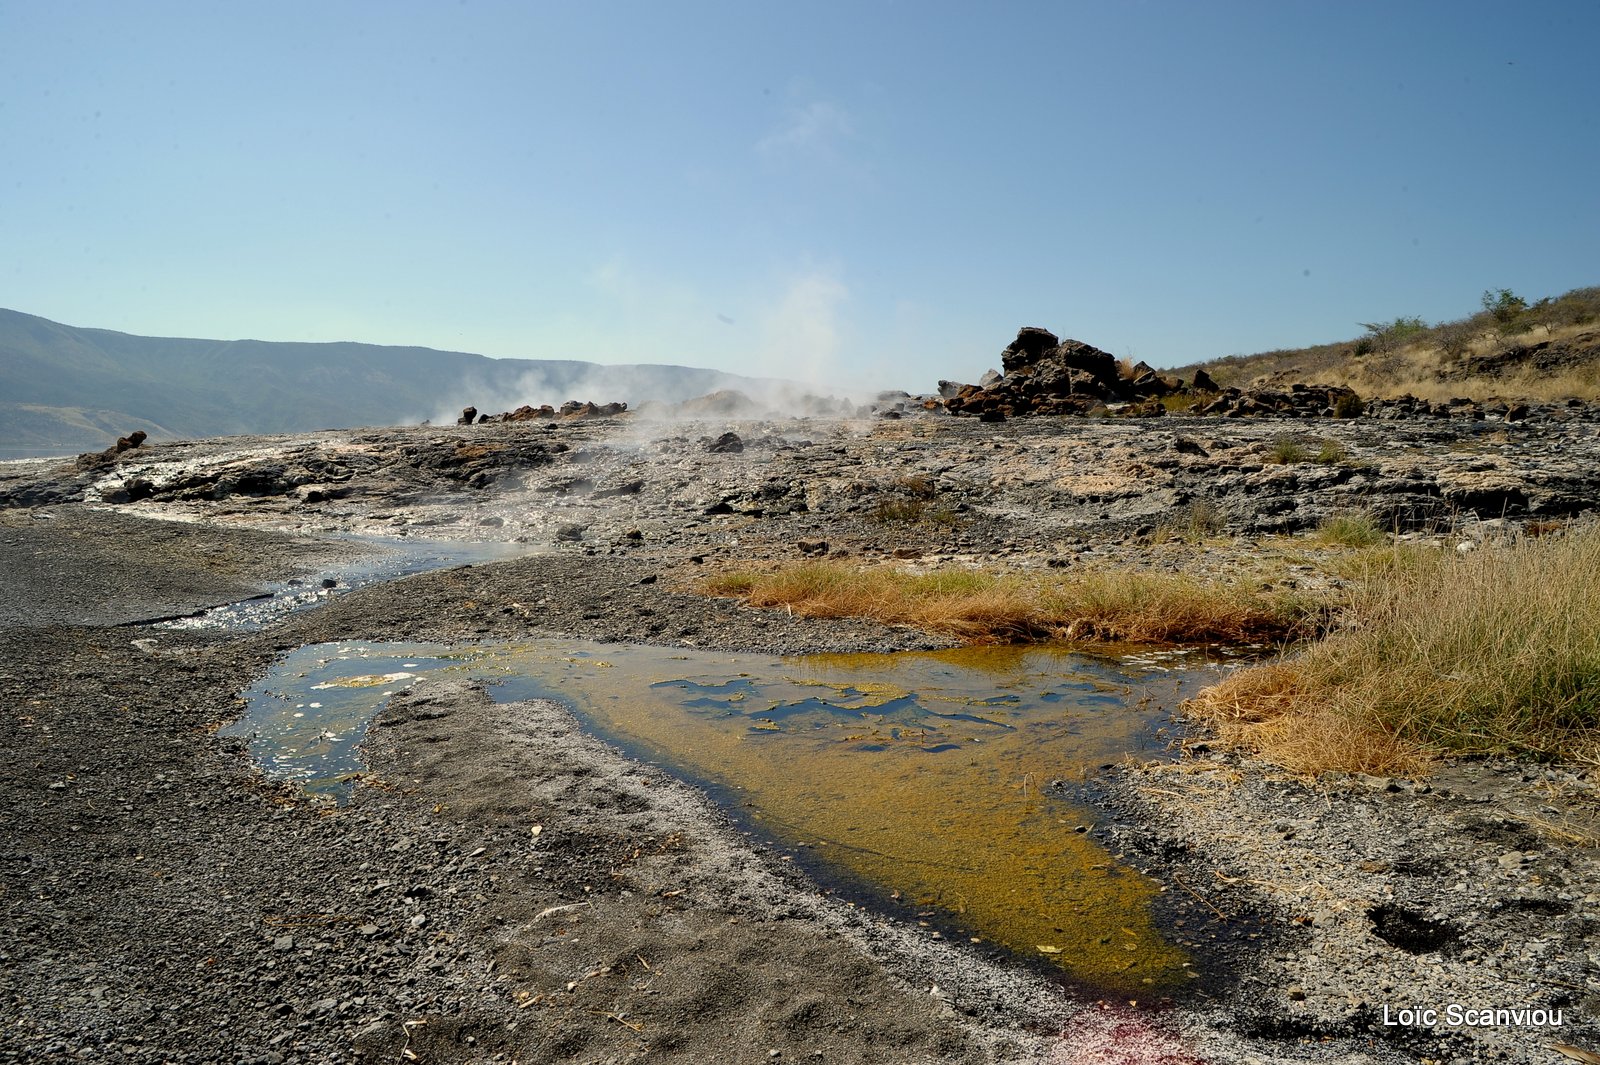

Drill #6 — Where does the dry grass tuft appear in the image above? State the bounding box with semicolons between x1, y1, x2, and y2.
1265;437;1311;464
1189;665;1428;776
1315;512;1386;548
1189;525;1600;772
700;562;1312;645
1152;499;1225;543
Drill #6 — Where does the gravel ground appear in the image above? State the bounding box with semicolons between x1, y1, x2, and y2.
3;412;1598;1064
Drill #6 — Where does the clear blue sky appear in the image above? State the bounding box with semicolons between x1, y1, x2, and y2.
3;1;1595;392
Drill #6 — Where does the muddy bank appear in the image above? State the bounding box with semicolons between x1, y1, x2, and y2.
0;507;368;628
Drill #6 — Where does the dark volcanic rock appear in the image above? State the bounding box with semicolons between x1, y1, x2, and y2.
950;327;1387;422
1050;341;1118;384
74;429;150;471
947;332;1127;417
999;327;1060;373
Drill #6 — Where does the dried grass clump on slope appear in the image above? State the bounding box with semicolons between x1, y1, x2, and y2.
1189;526;1600;773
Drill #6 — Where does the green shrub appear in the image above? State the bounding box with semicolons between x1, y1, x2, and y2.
1482;288;1528;324
1267;437;1311;464
1333;393;1365;419
1358;316;1429;354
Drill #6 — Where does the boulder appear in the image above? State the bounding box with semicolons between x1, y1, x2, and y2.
999;327;1060;373
1050;340;1119;383
75;430;150;471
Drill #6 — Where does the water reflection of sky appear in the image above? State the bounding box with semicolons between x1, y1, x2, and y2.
229;638;1224;993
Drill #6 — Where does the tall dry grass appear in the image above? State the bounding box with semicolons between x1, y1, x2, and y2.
1189;526;1600;773
1182;285;1600;402
701;562;1313;644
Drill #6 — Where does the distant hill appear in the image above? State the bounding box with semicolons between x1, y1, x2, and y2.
0;308;790;455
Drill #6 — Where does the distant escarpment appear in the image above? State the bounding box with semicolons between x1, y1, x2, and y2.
0;307;788;454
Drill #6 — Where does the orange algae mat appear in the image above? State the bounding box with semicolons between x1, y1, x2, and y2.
236;640;1218;992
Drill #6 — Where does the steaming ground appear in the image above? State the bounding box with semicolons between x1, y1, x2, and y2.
2;411;1598;1063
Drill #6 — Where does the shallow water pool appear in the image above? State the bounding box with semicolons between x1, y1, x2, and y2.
228;639;1223;993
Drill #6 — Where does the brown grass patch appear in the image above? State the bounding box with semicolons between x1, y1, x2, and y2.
1177;285;1600;402
700;562;1312;645
1188;527;1600;773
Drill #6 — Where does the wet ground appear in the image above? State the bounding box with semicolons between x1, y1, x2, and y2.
231;638;1230;994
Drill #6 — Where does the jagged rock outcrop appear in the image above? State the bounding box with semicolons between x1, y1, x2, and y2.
73;430;149;471
946;327;1365;420
945;330;1180;418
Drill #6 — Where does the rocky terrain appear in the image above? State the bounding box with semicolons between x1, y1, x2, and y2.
3;400;1599;1064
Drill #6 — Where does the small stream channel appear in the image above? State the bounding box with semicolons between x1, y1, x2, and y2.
155;535;529;630
227;637;1234;994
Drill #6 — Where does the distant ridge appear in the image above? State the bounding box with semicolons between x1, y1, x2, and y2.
0;308;783;453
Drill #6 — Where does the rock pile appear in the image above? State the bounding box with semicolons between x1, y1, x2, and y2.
1190;383;1363;419
458;401;628;424
942;327;1367;421
943;329;1176;418
73;429;148;470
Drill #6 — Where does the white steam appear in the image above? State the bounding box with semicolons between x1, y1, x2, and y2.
422;267;877;426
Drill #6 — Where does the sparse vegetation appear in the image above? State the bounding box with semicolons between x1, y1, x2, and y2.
869;474;947;525
1313;438;1347;464
700;562;1314;645
1358;316;1429;354
1266;437;1311;464
870;498;927;524
1155;499;1225;543
1189;526;1600;773
894;474;937;499
1315;512;1384;548
1333;392;1365;419
1178;284;1600;404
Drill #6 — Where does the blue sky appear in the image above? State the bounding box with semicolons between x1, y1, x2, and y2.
2;1;1595;392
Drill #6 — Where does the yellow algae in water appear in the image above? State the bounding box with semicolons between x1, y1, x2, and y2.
789;677;913;708
475;641;1195;992
250;639;1203;991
